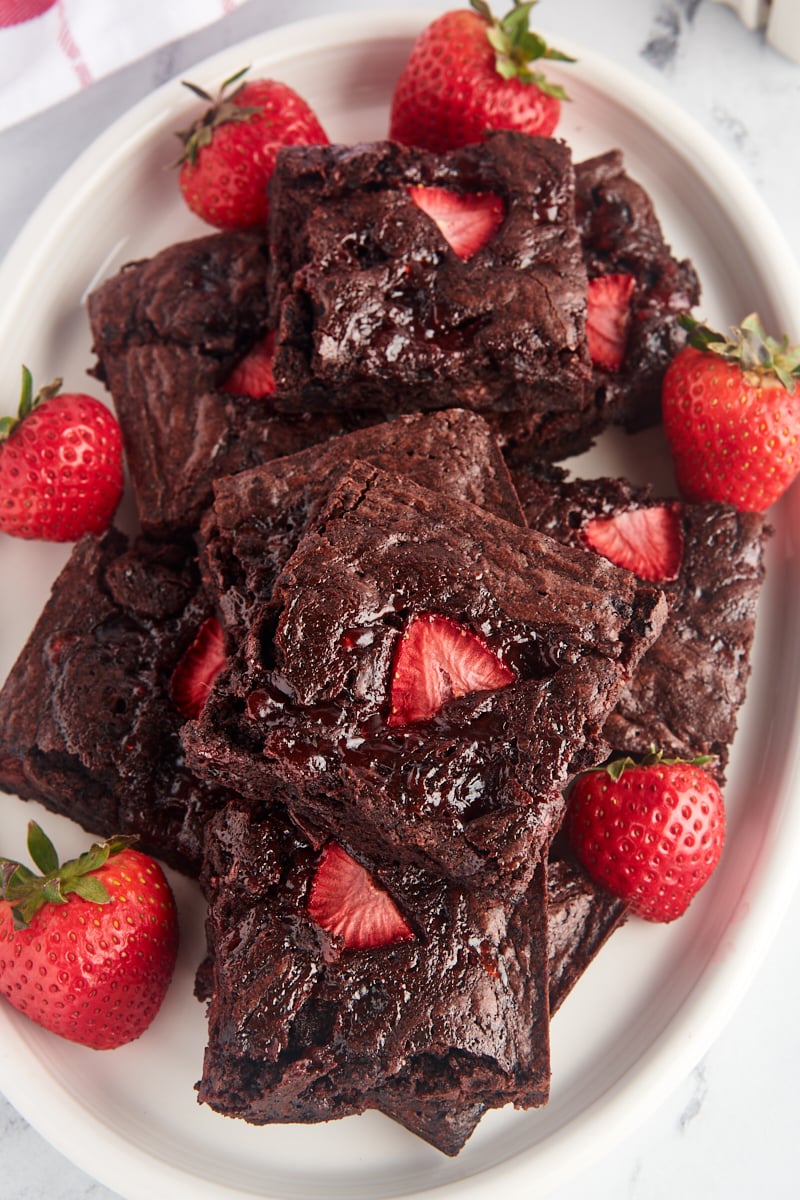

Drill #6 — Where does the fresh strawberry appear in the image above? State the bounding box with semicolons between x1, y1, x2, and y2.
566;752;725;923
169;616;226;719
587;273;635;370
407;186;505;260
0;822;178;1049
0;366;123;542
387;612;515;726
389;1;574;153
583;504;684;582
306;842;415;950
222;332;276;398
176;68;328;230
662;312;800;511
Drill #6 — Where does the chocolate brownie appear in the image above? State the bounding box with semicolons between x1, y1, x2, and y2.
185;462;668;898
512;464;769;776
546;836;628;1015
199;408;525;641
575;150;701;433
265;133;593;456
197;796;551;1155
0;531;232;875
87;230;360;537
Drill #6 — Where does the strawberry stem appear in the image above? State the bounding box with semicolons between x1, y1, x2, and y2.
175;66;263;167
0;822;138;930
0;366;63;443
472;0;575;97
680;312;800;394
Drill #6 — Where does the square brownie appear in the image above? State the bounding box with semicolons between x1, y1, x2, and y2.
198;408;524;642
185;462;668;899
87;230;360;537
0;530;232;875
265;132;593;456
575;149;701;434
512;463;769;776
197;795;551;1156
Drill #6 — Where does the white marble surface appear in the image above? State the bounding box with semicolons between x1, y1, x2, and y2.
1;1;799;1197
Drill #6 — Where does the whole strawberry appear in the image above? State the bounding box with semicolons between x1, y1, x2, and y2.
176;68;328;230
0;822;178;1050
566;753;725;923
0;366;123;542
389;0;573;152
662;313;800;512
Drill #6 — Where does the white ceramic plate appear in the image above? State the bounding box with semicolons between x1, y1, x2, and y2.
2;11;800;1200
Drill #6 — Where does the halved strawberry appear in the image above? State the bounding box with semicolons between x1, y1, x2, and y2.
407;186;504;261
583;505;684;582
306;842;415;950
169;616;226;719
387;612;515;726
587;273;635;370
222;332;276;398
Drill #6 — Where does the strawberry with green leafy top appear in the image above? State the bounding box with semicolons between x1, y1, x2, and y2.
389;0;574;152
566;752;725;923
0;823;178;1049
176;68;328;230
662;312;800;512
0;366;123;542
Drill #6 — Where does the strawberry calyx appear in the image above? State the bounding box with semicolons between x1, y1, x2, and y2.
471;0;575;98
175;66;263;167
580;747;716;784
680;312;800;394
0;365;62;442
0;821;137;931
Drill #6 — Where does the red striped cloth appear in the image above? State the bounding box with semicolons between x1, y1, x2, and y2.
0;0;247;130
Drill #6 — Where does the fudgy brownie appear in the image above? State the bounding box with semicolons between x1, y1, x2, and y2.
197;796;551;1156
0;530;232;875
185;462;668;898
87;231;360;537
512;464;769;776
265;133;593;456
575;150;701;433
546;835;628;1015
198;408;524;641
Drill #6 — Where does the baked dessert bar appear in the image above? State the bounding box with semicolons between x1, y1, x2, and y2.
198;407;524;641
0;530;230;875
87;230;357;537
197;795;551;1156
513;464;769;776
265;132;593;456
576;149;701;433
185;461;668;898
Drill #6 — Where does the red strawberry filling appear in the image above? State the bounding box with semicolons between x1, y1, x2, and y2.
586;273;635;370
387;612;515;726
306;842;415;950
583;505;684;582
169;616;226;719
222;332;276;398
407;186;505;261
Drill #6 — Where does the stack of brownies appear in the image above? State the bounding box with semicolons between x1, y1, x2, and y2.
0;132;769;1153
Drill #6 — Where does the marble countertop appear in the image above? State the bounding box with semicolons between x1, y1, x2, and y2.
1;1;799;1197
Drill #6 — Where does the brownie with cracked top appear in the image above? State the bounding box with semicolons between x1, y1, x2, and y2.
512;463;769;778
575;149;701;433
185;461;668;898
87;230;362;537
198;408;524;642
265;132;592;456
0;531;232;874
197;795;551;1156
